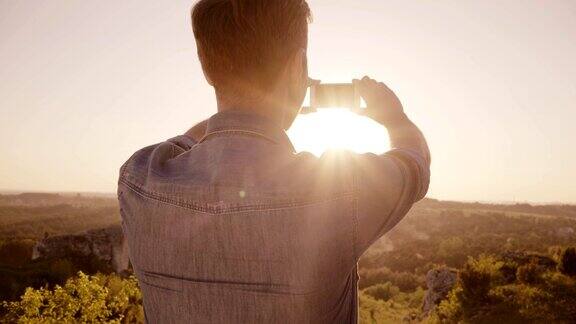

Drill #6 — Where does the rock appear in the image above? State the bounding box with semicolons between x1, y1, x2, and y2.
422;267;457;316
32;224;129;273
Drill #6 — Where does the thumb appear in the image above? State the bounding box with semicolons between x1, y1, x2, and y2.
308;78;321;87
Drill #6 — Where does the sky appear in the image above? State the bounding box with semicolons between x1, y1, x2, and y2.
0;0;575;203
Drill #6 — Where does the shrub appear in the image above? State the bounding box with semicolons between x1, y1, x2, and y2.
363;283;400;301
435;253;576;323
358;290;423;324
459;255;503;303
516;262;544;285
558;247;576;277
1;272;143;323
358;267;424;292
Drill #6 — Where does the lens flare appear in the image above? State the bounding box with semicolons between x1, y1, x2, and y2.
288;108;389;156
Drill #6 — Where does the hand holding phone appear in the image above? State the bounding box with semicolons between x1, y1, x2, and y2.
301;77;404;128
352;76;405;127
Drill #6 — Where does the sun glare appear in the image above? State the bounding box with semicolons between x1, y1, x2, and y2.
287;108;390;157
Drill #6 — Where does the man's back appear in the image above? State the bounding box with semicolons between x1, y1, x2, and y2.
119;110;429;323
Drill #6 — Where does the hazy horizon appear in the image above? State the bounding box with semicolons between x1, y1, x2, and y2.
2;189;574;206
1;0;575;203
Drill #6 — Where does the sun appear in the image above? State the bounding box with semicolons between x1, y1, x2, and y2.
287;108;390;157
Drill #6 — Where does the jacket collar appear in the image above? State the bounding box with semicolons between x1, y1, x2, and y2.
203;110;295;152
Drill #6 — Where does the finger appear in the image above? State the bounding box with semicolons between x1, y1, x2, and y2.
353;78;369;90
355;76;378;104
354;77;369;94
377;81;392;92
361;77;378;91
357;76;375;88
307;78;321;87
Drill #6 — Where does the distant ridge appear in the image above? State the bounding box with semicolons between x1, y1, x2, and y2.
0;190;116;198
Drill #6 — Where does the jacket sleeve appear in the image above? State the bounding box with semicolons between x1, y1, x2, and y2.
118;135;198;187
352;117;430;259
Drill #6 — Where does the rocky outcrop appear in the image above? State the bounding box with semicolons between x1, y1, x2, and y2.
422;267;458;316
32;224;129;273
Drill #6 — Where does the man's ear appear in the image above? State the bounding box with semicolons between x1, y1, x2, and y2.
285;47;308;105
281;48;309;130
288;48;307;83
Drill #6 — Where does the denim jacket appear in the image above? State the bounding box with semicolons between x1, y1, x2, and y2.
118;110;430;323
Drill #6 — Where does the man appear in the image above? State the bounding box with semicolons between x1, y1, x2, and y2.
118;0;430;323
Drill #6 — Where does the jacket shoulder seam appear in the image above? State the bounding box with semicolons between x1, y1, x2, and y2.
118;177;356;215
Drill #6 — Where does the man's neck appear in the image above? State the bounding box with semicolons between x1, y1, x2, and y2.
216;94;287;130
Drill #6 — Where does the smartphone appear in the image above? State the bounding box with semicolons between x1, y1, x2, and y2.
301;83;362;114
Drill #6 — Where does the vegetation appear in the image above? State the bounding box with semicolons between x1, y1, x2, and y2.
1;272;143;323
0;203;119;240
432;250;576;323
1;194;575;323
359;288;425;323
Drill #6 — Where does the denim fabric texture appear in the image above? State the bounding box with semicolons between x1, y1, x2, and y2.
118;110;430;323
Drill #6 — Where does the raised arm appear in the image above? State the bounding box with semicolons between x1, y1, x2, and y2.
351;76;431;257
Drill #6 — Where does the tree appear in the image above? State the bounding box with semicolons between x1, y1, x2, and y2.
558;247;576;277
